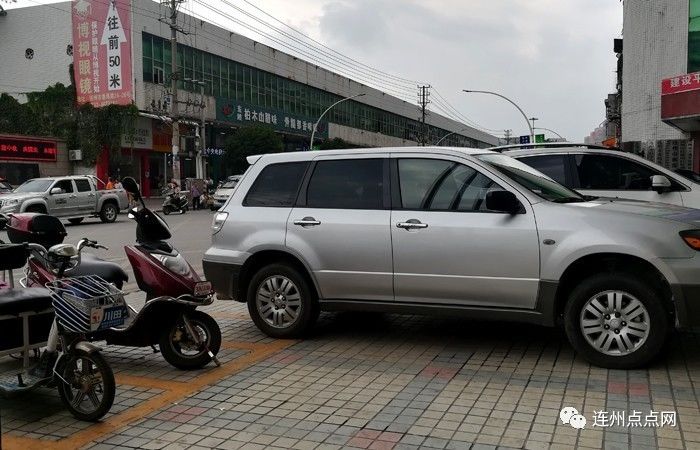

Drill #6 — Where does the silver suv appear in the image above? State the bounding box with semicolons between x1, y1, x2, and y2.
203;147;700;369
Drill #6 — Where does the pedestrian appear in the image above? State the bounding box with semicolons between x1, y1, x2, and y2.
114;178;123;189
169;178;180;192
106;177;114;190
191;183;201;210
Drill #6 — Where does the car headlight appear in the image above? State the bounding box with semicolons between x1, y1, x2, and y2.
212;212;228;234
151;253;190;275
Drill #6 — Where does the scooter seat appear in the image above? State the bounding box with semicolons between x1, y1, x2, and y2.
0;288;53;316
71;253;129;289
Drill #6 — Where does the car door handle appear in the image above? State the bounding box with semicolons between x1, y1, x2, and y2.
294;217;321;226
397;220;428;229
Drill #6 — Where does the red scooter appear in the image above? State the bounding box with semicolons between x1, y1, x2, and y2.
4;178;221;370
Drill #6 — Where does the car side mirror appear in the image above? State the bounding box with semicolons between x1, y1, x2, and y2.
485;190;524;214
50;187;63;195
651;175;672;193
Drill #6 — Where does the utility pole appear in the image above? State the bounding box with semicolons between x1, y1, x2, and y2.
529;117;539;142
504;129;512;144
169;0;181;184
418;85;431;146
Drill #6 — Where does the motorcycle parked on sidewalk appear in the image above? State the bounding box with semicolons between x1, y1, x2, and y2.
3;197;221;370
0;241;117;421
161;188;188;215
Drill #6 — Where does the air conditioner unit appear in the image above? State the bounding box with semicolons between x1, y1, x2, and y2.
68;149;83;161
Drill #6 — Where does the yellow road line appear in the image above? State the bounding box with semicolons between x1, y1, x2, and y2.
2;339;296;450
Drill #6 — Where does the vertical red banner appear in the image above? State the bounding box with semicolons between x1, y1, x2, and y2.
72;0;133;106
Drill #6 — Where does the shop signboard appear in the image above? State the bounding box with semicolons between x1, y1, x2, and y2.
0;136;58;162
72;0;133;107
661;71;700;95
121;117;153;149
217;98;329;139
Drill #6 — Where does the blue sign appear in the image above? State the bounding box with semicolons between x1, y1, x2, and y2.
519;135;531;144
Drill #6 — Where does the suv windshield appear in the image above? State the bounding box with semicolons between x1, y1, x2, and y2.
14;179;52;193
476;153;586;203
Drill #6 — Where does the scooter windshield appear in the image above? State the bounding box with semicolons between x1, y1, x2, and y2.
134;208;172;242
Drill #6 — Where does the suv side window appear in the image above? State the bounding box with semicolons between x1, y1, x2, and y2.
75;179;92;192
397;158;502;211
244;162;308;207
575;154;657;190
53;179;74;193
518;154;568;185
306;159;384;209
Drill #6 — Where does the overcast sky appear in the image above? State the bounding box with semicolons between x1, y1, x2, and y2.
9;0;623;141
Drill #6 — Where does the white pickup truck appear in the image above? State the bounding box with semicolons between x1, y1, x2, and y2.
0;176;128;224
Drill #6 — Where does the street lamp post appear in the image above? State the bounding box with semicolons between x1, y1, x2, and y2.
434;127;471;146
534;127;566;140
185;78;207;178
310;93;365;150
462;89;534;144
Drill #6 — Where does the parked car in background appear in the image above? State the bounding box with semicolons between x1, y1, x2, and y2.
211;175;242;210
204;147;700;369
0;179;12;195
499;143;700;208
0;176;128;223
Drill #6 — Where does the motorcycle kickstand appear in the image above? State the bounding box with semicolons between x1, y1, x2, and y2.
181;314;221;367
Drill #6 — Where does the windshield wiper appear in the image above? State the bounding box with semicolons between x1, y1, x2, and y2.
552;197;587;203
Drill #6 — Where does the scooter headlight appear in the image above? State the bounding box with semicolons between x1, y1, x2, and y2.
152;253;190;276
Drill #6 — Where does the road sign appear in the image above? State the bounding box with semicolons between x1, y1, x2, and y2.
519;135;530;144
535;134;545;143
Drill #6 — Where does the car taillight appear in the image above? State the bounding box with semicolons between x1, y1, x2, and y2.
212;212;228;234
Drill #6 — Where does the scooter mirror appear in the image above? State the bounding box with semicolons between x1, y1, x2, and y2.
121;177;141;199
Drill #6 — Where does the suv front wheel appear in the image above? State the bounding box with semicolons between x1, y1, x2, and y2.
564;273;669;369
247;263;318;338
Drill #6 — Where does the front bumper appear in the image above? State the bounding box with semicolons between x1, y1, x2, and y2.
202;259;241;301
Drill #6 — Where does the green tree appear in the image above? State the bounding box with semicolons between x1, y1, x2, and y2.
224;125;283;174
318;137;366;150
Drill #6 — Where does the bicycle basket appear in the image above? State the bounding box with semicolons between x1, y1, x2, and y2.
45;275;127;333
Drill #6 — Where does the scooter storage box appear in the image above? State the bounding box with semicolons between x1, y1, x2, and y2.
7;213;66;249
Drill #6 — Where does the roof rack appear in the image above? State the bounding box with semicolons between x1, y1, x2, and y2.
487;142;616;153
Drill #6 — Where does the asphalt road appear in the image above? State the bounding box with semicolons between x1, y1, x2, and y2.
0;207;216;293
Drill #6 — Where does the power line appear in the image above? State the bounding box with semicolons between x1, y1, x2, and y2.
234;0;426;86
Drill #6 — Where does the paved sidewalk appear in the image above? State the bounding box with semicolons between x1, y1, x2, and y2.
2;300;700;450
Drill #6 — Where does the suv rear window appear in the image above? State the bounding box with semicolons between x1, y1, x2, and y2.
306;159;384;209
244;162;308;207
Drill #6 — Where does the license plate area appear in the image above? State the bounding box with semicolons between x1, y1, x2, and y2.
194;281;212;297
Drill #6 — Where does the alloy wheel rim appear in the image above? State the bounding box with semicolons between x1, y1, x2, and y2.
66;357;105;414
256;275;301;329
106;206;116;220
579;290;650;356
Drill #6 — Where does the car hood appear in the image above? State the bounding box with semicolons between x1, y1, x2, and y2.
0;192;41;202
569;197;700;225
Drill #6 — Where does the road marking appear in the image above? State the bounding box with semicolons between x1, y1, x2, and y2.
2;338;296;450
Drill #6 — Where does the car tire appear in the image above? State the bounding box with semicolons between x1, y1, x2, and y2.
247;263;318;338
68;218;84;225
564;273;669;369
99;202;118;223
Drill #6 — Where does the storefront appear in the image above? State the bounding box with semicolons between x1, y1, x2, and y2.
0;134;69;185
661;72;700;171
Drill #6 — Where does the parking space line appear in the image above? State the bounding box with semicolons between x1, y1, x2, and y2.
2;338;296;450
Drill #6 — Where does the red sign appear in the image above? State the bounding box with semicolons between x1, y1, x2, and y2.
661;72;700;95
72;0;133;107
0;136;58;162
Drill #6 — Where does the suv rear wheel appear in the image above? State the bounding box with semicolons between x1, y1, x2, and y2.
247;263;318;338
564;273;669;369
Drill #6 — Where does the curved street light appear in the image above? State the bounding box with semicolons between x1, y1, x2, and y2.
462;89;534;144
434;127;472;146
310;93;366;150
534;127;566;140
